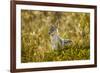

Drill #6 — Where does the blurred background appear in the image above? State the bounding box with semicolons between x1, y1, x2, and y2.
21;10;90;63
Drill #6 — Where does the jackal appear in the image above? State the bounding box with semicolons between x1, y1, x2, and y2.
48;25;72;50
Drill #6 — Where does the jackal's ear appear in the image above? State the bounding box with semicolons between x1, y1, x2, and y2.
50;25;56;31
51;25;57;29
55;25;57;29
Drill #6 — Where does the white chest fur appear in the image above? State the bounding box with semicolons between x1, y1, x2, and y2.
50;34;62;50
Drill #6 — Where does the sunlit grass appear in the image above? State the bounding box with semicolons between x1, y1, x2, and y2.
21;10;90;63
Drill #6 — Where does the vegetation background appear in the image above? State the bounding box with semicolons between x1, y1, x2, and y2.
21;10;90;63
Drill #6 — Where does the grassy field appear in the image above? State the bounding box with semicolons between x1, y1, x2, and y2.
21;10;90;63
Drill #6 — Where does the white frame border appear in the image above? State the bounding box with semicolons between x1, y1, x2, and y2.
16;4;95;69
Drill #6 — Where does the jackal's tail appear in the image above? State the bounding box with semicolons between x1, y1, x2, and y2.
64;39;72;45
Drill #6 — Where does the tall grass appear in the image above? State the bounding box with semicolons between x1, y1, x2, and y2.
21;10;90;63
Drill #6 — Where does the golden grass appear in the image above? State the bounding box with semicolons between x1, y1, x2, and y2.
21;10;90;63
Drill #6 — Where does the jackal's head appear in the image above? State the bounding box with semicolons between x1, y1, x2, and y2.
48;25;57;36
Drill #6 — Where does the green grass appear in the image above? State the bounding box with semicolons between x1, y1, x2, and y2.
21;47;90;63
21;10;90;63
45;48;90;61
